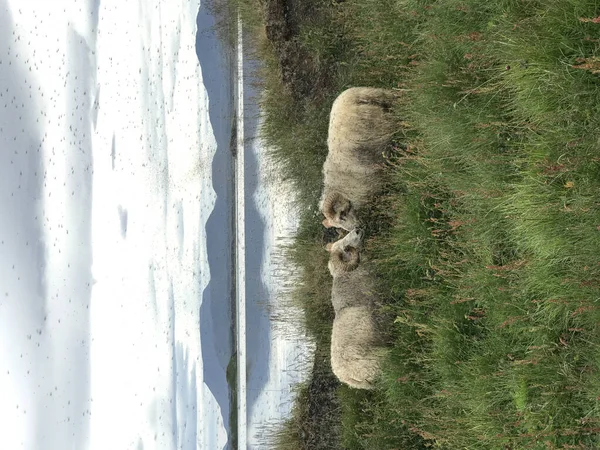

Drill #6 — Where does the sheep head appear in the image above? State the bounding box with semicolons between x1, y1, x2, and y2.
326;228;363;276
320;191;360;231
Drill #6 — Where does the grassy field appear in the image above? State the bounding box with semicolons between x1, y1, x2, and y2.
235;0;600;448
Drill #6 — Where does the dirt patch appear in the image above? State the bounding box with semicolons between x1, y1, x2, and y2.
303;345;342;449
264;0;333;101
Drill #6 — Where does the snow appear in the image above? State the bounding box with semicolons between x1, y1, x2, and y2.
0;0;229;448
245;137;314;449
242;70;314;448
0;1;312;449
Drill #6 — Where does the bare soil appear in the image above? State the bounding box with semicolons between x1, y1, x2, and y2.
302;346;342;450
264;0;333;101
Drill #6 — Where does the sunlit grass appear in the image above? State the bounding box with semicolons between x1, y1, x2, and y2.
234;0;600;448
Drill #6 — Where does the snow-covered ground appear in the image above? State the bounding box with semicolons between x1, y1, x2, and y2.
242;59;314;448
0;0;231;448
0;1;312;449
244;139;315;450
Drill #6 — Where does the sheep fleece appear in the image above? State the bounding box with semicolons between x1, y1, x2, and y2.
322;87;399;209
330;266;385;389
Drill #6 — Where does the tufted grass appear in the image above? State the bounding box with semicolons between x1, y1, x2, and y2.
236;0;600;448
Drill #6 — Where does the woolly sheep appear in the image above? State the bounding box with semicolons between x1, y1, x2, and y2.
326;229;386;389
320;87;400;231
330;306;386;390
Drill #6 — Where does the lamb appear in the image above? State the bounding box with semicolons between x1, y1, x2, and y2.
326;229;387;389
320;87;400;231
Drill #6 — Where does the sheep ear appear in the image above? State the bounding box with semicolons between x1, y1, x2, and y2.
325;243;333;252
322;218;333;228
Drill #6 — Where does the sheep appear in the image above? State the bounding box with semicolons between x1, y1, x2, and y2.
326;229;387;389
320;87;400;231
330;306;387;390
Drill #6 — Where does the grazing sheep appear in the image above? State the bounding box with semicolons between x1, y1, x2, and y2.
320;87;400;231
326;229;386;389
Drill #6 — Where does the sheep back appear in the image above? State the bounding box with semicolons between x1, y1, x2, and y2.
322;87;399;211
330;305;386;390
330;265;378;314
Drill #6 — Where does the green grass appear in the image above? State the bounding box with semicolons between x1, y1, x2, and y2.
234;0;600;448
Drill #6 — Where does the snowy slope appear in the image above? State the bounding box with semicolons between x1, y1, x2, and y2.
0;0;232;449
242;66;314;448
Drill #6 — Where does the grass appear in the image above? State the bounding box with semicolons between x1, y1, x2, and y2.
233;0;600;448
256;346;342;450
